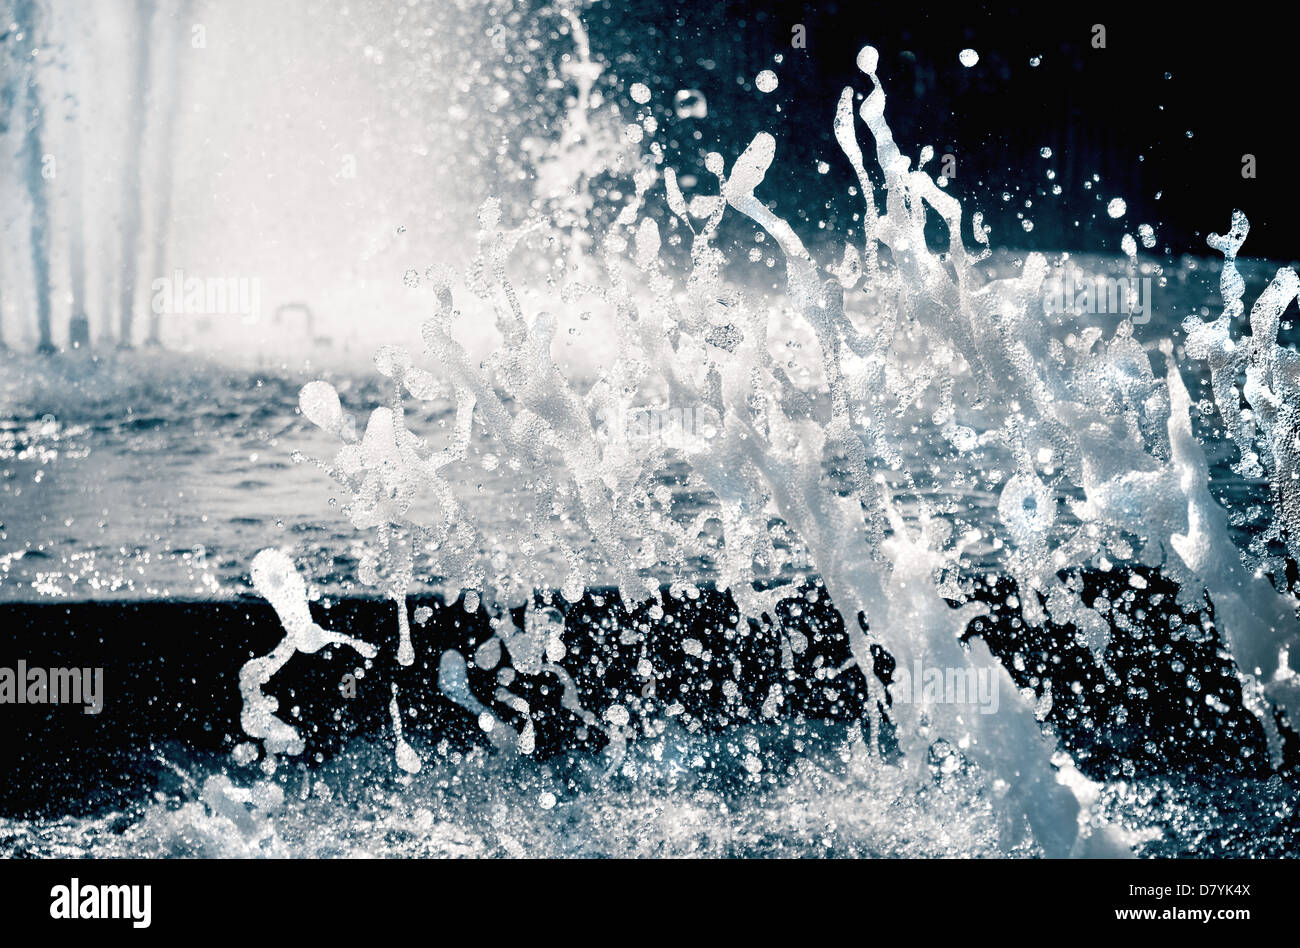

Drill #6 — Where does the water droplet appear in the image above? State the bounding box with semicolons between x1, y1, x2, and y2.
1107;198;1127;219
959;48;979;67
755;69;778;93
673;89;707;119
630;82;651;104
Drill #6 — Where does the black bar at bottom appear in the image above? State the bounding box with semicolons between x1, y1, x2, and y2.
0;857;1286;936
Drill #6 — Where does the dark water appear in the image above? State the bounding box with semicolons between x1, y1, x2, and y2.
1;572;1297;856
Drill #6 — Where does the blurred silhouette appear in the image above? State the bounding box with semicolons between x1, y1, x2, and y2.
116;0;154;349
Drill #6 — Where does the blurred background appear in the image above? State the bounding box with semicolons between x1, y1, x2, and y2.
1;0;1297;358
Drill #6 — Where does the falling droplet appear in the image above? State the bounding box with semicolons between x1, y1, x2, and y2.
389;686;421;774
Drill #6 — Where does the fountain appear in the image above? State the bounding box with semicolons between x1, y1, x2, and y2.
1;2;1296;860
234;40;1298;858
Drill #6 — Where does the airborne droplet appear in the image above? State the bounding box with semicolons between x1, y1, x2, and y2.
673;89;707;119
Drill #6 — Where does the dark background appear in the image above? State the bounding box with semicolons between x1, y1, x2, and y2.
588;0;1299;262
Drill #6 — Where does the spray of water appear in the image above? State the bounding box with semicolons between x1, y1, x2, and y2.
114;0;154;348
145;0;194;347
13;0;53;352
232;41;1300;858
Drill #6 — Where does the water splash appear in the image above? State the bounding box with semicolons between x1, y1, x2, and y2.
235;40;1299;859
242;549;376;759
